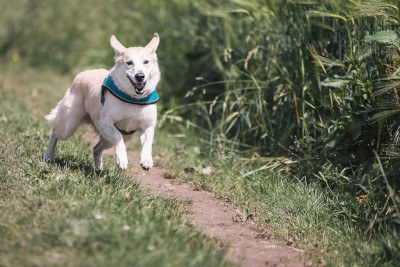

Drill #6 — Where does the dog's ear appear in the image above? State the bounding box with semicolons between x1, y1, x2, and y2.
110;35;126;60
145;33;159;54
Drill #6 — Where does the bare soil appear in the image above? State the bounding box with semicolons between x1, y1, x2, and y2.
85;132;304;267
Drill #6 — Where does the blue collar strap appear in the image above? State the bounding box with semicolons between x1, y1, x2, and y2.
101;75;159;105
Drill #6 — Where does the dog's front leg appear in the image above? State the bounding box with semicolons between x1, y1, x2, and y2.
140;126;155;170
99;118;128;170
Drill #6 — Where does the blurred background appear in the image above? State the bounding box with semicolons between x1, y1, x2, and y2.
1;0;400;255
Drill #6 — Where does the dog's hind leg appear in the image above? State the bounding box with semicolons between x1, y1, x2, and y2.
44;128;58;161
52;91;86;141
44;87;86;161
93;136;112;170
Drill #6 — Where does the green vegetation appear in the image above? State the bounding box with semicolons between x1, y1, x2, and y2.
1;0;400;265
0;71;229;266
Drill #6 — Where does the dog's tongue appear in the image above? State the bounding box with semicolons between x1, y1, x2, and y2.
136;83;145;91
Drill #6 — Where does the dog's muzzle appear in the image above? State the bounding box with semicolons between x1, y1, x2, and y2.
127;74;146;95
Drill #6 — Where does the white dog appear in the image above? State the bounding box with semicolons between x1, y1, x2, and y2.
44;33;160;171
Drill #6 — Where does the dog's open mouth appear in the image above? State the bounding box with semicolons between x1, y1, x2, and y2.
127;75;146;95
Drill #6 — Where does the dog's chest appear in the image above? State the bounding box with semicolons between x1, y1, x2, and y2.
112;104;157;133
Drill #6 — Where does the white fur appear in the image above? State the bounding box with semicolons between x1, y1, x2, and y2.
44;33;161;171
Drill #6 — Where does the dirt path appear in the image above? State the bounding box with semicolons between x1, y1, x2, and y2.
86;133;304;267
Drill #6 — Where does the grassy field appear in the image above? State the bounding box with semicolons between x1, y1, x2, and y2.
0;65;230;267
1;0;400;265
1;62;399;266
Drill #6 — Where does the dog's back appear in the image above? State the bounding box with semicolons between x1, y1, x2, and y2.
45;69;108;139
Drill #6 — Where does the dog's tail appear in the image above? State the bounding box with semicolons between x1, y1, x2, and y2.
44;100;62;125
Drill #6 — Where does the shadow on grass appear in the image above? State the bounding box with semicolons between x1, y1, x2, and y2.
53;155;104;178
45;153;135;187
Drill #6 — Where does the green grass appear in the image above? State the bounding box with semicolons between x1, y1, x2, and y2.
0;66;230;266
1;0;400;265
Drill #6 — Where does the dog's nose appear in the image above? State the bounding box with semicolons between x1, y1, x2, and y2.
135;72;145;82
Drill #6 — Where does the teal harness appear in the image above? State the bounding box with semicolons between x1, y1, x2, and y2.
100;75;159;105
100;75;159;135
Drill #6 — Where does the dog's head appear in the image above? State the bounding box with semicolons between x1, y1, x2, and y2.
110;33;160;97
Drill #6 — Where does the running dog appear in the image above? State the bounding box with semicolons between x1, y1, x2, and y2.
44;33;160;171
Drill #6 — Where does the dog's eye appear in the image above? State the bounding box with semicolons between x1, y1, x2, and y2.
126;60;133;66
143;60;149;64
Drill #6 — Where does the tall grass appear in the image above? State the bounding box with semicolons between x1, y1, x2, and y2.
174;0;400;233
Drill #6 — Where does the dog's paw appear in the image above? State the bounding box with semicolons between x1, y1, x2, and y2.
43;152;54;162
140;154;153;171
115;150;128;170
94;156;103;171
